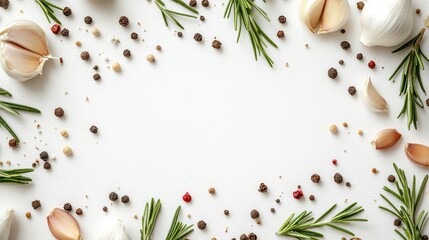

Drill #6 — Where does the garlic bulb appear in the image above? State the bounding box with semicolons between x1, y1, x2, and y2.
98;220;131;240
300;0;350;34
360;0;413;47
47;208;82;240
361;77;388;112
0;20;52;81
371;129;401;150
0;209;13;240
405;143;429;167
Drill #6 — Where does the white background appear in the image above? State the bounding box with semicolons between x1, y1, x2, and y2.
0;0;429;239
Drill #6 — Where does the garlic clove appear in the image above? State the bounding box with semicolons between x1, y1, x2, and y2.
0;20;51;57
47;208;82;240
361;77;388;112
318;0;350;34
302;0;326;33
0;209;13;240
98;220;131;240
405;143;429;167
371;129;401;150
0;42;47;82
360;0;413;47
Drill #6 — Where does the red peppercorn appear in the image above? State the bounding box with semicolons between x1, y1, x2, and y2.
59;57;63;64
332;159;337;165
51;24;61;34
182;192;192;203
368;60;376;69
293;190;304;199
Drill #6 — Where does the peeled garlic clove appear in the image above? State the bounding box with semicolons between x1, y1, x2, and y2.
0;20;51;81
361;77;388;112
98;220;131;240
405;143;429;167
360;0;413;47
371;129;401;150
302;0;326;33
0;209;13;240
47;208;82;240
319;0;350;34
0;20;51;57
1;42;47;81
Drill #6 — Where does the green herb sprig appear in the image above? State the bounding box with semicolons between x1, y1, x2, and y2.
165;206;194;240
389;28;429;130
0;168;34;184
224;0;278;67
379;163;428;240
0;87;40;143
277;202;367;239
155;0;198;29
35;0;64;25
141;198;162;240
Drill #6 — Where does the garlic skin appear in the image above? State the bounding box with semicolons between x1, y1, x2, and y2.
371;129;401;150
405;143;429;167
360;0;413;47
47;208;82;240
0;20;51;81
300;0;350;34
98;220;131;240
0;209;13;240
361;77;388;112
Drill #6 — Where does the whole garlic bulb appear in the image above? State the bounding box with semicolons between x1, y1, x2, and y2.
0;20;52;81
98;220;131;240
360;0;413;47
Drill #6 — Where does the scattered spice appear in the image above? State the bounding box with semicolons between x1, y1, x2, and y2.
394;218;402;226
189;0;197;7
123;49;131;58
61;28;69;37
197;220;207;230
372;168;378;174
270;208;275;213
76;208;83;215
156;45;162;51
32;200;41;209
387;175;396;182
43;162;51;170
277;30;285;38
309;195;315;201
200;15;205;21
338;60;344;65
93;73;101;81
112;62;121;72
356;53;363;60
329;124;338;133
275;198;280;203
356;1;364;10
357;129;364;135
63;146;73;156
182;192;192;203
328;67;338;79
177;32;183;37
131;32;139;40
311;174;321;183
224;209;229;215
293;189;304;199
90;125;98;134
119;16;129;27
346;182;351;187
278;15;287;24
248;233;257;240
51;24;61;34
54;107;64;118
334;173;343;184
40;151;49;161
84;16;93;24
109;192;119;201
332;159;338;165
368;60;376;69
202;0;209;7
250;209;259;219
340;41;351;50
93;65;99;71
340;29;346;34
75;41;82;47
416;8;421;14
63;7;72;16
0;0;9;9
426;98;429;107
212;40;222;49
8;139;18;148
80;51;90;61
422;235;429;240
25;212;31;218
258;183;268;193
194;33;203;42
91;27;100;37
63;203;72;211
343;122;348;127
121;195;130;203
240;234;248;240
102;206;108;212
146;54;155;63
208;187;216;194
348;86;357;96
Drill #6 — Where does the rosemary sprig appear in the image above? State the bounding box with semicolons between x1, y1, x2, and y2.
35;0;63;25
141;198;162;240
277;202;367;239
224;0;278;67
389;28;429;130
155;0;198;29
165;206;194;240
379;163;429;240
0;88;40;143
0;168;34;184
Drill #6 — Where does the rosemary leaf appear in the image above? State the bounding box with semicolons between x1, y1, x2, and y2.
165;206;194;240
155;0;198;29
141;198;162;240
35;0;63;25
0;168;34;184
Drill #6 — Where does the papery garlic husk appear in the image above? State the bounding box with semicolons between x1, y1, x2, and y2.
300;0;350;34
371;129;401;150
0;209;13;240
361;77;388;112
47;208;82;240
405;143;429;167
0;20;51;81
98;220;131;240
360;0;413;47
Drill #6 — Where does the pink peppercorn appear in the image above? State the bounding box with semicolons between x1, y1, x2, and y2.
293;190;304;199
368;60;376;69
51;24;61;34
182;192;192;203
332;159;337;165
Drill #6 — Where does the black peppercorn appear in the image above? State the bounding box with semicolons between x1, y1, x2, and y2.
334;173;343;184
278;15;287;24
121;195;130;203
248;233;257;240
63;7;72;16
93;65;99;71
357;1;365;10
63;203;72;211
311;174;321;183
340;29;346;34
84;16;93;24
81;51;90;60
348;86;357;96
76;208;83;215
212;40;222;49
123;49;131;58
102;206;108;212
194;33;202;42
250;209;259;219
339;59;344;65
270;208;275;213
43;162;51;170
109;192;119;201
328;67;338;79
177;32;183;37
388;175;396;182
61;28;69;37
119;16;129;27
422;235;429;240
340;41;351;50
32;200;41;209
189;0;197;7
275;198;280;203
346;182;351;187
8;139;18;148
258;183;268;192
40;151;49;161
201;0;209;7
197;220;207;230
224;209;229;215
0;0;9;9
131;32;138;40
90;125;98;134
426;98;429;107
93;73;101;81
356;53;363;60
277;30;285;38
394;218;402;226
240;234;248;240
54;107;65;118
309;195;315;201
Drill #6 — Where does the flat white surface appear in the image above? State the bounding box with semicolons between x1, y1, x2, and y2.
0;0;429;239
